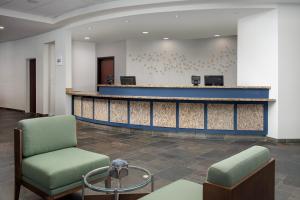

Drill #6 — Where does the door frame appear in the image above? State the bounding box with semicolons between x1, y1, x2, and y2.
97;56;115;84
28;58;36;113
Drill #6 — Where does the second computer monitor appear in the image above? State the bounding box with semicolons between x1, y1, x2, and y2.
120;76;136;85
204;76;224;86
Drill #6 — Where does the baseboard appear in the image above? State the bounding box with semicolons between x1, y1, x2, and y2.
36;113;48;117
25;112;49;117
0;107;49;117
267;137;300;143
0;107;25;113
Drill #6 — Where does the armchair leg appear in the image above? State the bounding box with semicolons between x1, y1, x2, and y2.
105;176;111;188
14;181;21;200
105;176;112;195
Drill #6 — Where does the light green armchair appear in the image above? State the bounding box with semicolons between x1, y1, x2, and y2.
139;146;275;200
14;115;110;200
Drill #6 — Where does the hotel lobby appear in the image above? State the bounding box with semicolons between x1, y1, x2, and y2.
0;0;300;200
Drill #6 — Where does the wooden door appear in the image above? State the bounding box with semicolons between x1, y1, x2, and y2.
29;59;36;113
98;57;114;84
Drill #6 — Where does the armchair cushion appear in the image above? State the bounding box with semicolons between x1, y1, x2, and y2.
207;145;271;187
139;179;202;200
22;147;110;190
19;115;77;157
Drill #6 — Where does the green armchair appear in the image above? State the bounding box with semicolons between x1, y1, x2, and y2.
14;115;110;200
139;146;275;200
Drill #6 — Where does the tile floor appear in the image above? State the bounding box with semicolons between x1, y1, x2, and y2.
0;108;299;200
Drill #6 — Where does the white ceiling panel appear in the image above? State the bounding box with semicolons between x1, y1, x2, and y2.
29;0;101;18
71;9;270;43
0;0;117;18
0;15;56;42
0;0;52;12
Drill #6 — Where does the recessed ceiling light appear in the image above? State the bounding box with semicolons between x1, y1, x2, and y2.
163;37;169;40
142;31;149;34
84;36;91;40
214;34;221;37
0;26;5;30
124;20;129;23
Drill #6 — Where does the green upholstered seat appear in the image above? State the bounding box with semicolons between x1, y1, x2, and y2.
139;179;202;200
207;145;271;187
18;115;110;197
22;147;110;193
19;115;77;157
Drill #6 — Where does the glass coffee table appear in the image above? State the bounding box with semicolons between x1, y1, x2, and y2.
82;165;154;200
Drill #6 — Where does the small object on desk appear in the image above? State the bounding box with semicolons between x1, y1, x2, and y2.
191;75;201;86
106;75;114;85
109;159;129;179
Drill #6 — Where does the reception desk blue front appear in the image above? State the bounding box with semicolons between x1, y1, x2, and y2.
69;85;274;136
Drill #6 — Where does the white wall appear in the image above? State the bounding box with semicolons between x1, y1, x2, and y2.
238;10;279;139
96;41;126;84
72;41;96;91
0;28;72;115
126;37;237;86
238;7;300;139
277;5;300;139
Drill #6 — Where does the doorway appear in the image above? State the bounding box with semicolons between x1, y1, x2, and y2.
29;59;36;113
97;57;114;84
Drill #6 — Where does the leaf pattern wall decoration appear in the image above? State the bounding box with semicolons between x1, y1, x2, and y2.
129;45;237;76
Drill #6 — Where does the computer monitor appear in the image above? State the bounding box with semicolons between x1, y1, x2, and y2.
120;76;136;85
191;76;201;86
204;75;224;86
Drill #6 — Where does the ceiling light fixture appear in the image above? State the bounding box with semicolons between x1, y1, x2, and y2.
0;26;5;30
214;34;221;37
142;31;149;34
124;20;129;23
84;36;91;40
175;14;179;18
163;37;169;40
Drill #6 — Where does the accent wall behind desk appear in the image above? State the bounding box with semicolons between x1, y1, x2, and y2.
68;85;274;136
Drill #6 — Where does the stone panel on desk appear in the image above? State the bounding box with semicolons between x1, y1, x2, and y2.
153;102;176;128
179;103;204;129
110;100;128;123
82;98;93;119
237;104;264;131
94;99;108;121
74;97;82;117
207;104;234;130
130;101;150;126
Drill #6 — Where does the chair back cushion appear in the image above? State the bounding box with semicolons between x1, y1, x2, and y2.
207;145;271;187
19;115;77;157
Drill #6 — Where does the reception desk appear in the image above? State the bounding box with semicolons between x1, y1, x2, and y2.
67;85;275;136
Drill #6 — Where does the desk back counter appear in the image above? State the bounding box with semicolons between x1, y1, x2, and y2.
68;84;274;136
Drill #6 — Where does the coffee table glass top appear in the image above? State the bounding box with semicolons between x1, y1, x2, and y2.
83;165;153;193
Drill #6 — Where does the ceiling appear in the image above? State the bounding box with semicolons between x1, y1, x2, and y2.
0;15;56;42
71;8;270;42
1;0;300;42
0;0;117;18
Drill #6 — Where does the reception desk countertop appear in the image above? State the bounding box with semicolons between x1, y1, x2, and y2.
97;84;271;89
67;90;275;102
